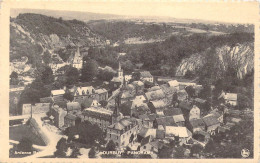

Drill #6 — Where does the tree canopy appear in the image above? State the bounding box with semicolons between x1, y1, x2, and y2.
81;58;98;82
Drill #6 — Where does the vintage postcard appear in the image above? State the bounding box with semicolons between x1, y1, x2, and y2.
0;0;259;162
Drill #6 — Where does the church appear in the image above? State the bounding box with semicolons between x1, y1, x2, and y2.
111;62;132;85
68;46;83;70
111;62;124;83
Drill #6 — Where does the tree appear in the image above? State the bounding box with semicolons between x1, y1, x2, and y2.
172;92;178;105
42;50;52;65
97;70;114;82
35;65;54;85
10;71;19;85
77;121;106;146
204;139;215;153
237;94;251;110
184;70;195;79
81;58;98;82
10;71;18;79
65;66;79;85
53;76;67;89
17;137;33;152
199;84;212;100
158;145;172;158
54;138;68;158
106;140;116;151
99;100;108;107
69;146;81;158
174;146;185;158
88;147;96;158
63;91;74;102
185;86;196;98
190;144;203;157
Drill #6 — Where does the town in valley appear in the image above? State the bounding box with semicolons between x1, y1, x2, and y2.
9;9;254;159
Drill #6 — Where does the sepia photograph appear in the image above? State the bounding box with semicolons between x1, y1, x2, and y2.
1;1;258;161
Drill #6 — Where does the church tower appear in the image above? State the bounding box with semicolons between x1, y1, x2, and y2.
118;62;123;78
73;46;83;69
112;95;121;124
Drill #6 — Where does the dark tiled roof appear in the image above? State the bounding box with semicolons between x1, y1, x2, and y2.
179;101;192;111
148;113;158;121
156;129;165;139
190;118;205;128
202;115;220;127
138;127;149;138
140;71;153;78
141;135;151;146
156;116;177;126
120;101;133;110
108;117;137;131
163;108;183;116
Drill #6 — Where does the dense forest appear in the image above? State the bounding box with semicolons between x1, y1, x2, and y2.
88;32;253;76
87;20;174;42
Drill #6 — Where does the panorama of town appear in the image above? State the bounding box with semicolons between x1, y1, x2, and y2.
9;10;254;159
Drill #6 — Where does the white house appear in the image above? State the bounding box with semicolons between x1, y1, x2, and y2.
189;105;200;121
218;91;238;106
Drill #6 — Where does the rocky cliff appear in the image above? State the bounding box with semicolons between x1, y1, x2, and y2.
175;43;254;79
10;13;106;66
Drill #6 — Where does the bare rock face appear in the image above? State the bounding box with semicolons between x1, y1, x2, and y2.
10;14;107;66
216;43;254;79
175;43;254;79
175;53;205;76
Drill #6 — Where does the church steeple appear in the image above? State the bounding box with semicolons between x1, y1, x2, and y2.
118;62;123;78
72;46;83;69
113;95;120;117
112;95;121;123
119;62;121;71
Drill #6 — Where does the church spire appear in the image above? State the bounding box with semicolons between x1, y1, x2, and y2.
113;95;120;117
118;62;121;71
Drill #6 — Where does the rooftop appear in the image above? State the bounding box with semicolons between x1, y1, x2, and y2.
84;107;113;116
51;89;65;96
163;108;183;116
108;117;137;131
140;71;153;78
189;118;205;128
145;89;165;101
202;115;220;127
165;126;192;138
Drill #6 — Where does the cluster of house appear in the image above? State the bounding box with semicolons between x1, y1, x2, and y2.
22;85;109;129
90;63;239;156
21;62;240;158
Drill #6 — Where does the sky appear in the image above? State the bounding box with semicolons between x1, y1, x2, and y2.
6;1;259;24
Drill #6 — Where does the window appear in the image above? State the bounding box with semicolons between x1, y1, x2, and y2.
151;147;154;151
110;134;111;138
116;136;118;140
144;146;146;149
